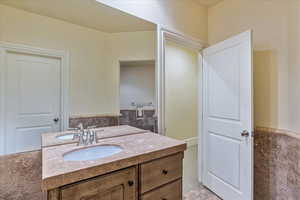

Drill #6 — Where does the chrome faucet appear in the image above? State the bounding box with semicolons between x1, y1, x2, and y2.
77;124;97;146
67;123;98;146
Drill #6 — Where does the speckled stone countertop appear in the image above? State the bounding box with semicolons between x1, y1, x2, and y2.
42;132;186;191
42;125;148;147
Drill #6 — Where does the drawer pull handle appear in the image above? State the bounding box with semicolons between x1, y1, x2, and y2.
128;180;134;186
161;198;167;200
162;169;168;175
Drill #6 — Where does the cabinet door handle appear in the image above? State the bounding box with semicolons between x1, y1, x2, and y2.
128;180;134;186
162;169;168;175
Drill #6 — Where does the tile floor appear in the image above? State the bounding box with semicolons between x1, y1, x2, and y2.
183;145;221;200
183;185;221;200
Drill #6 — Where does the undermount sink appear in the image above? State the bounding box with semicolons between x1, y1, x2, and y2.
56;133;74;140
63;145;123;161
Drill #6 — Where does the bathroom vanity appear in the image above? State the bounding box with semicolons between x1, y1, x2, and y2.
42;127;186;200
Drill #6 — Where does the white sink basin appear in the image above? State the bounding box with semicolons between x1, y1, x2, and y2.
63;145;123;161
56;134;74;140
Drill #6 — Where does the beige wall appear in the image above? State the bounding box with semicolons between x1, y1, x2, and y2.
287;4;300;133
5;0;299;133
0;5;155;116
97;0;208;41
108;31;156;112
165;40;198;140
208;0;300;132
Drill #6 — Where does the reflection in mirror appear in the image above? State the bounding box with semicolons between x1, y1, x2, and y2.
0;0;157;155
119;60;157;133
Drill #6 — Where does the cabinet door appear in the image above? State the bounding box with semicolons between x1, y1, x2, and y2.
60;167;137;200
140;179;182;200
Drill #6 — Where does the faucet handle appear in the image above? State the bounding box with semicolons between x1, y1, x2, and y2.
78;123;84;131
89;130;97;144
82;130;90;145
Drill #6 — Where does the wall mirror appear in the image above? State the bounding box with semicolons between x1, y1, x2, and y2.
0;0;157;155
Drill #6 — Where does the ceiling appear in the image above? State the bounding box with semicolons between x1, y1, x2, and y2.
0;0;156;33
195;0;223;6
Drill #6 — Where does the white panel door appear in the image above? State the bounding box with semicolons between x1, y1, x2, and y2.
5;52;61;154
202;31;253;200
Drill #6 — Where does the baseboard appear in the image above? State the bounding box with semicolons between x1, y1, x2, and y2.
184;137;198;147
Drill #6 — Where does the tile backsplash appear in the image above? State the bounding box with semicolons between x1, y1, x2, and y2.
119;109;158;133
69;115;119;129
69;111;157;133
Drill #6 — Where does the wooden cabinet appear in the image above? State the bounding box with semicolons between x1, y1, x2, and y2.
139;153;183;193
140;179;182;200
48;153;184;200
48;167;137;200
139;153;183;200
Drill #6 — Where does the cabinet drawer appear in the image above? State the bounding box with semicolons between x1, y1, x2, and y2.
139;153;183;193
60;167;137;200
140;179;182;200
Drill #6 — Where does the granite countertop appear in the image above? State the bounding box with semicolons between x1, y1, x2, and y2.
42;125;148;147
42;132;187;190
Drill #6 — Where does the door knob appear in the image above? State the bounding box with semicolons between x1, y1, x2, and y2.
53;118;59;123
241;130;249;137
